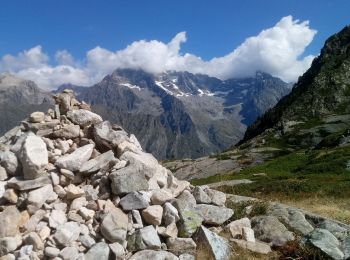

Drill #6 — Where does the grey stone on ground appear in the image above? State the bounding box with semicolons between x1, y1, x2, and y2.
129;250;178;260
25;210;46;232
85;242;110;260
317;219;349;240
342;237;350;259
19;135;48;180
192;186;211;204
7;176;51;190
80;150;115;174
226;217;251;238
67;109;103;127
109;166;149;195
27;184;54;208
0;206;22;238
194;226;231;260
93;121;129;151
163;202;180;226
139;225;162;249
177;209;203;238
0;150;18;176
128;226;161;252
0;236;22;256
0;181;5;199
23;232;44;251
119;191;149;211
268;203;314;235
0;166;8;181
195;204;233;225
29;112;45;123
79;235;96;249
141;205;163;226
205;189;226;207
52;124;80;139
100;207;128;243
53;222;81;246
109;242;125;259
231;239;272;254
251;215;295;247
49;210;67;229
59;246;79;260
44;247;60;258
55;144;94;172
307;228;344;260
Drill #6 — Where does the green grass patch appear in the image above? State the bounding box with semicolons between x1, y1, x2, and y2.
192;146;350;200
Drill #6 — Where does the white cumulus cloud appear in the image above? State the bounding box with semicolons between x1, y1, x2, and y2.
0;15;317;90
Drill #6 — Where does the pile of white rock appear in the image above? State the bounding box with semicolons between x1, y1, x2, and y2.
0;90;240;260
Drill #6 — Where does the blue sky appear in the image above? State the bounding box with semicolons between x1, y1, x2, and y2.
0;0;349;89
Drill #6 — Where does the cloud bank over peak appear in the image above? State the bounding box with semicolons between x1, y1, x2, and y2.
0;16;317;89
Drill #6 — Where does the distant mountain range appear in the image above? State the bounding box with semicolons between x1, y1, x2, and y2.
0;73;52;135
67;69;290;159
0;70;290;159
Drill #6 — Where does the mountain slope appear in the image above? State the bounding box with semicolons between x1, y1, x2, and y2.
76;69;289;159
242;25;350;148
0;73;53;134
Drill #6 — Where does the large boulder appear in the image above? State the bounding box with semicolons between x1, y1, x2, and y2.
67;109;103;127
55;144;94;172
307;228;344;260
251;215;295;247
268;204;314;235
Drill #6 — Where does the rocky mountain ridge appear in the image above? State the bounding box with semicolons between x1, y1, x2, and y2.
75;69;290;159
0;70;289;160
